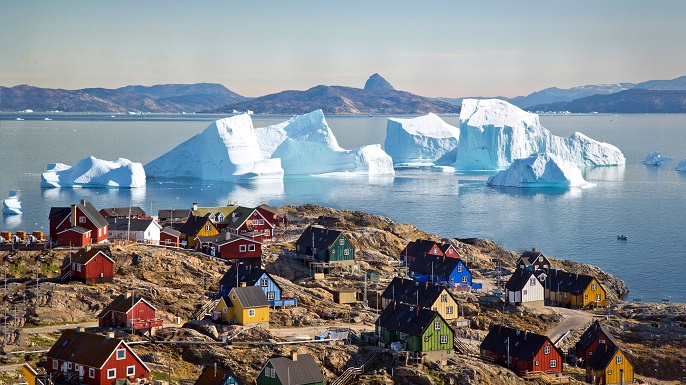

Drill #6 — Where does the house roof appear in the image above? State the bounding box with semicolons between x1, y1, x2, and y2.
267;354;325;385
257;204;278;215
49;207;71;220
108;218;160;232
377;302;442;337
75;200;109;229
70;248;115;265
47;329;148;370
587;343;622;370
380;277;452;308
196;232;262;247
100;207;146;217
295;225;344;250
194;366;239;385
480;325;558;361
179;214;215;236
401;239;441;259
190;206;239;222
505;268;539;291
577;320;619;351
161;227;181;237
228;286;269;308
218;264;277;290
408;253;468;277
97;294;156;318
59;226;91;235
225;206;262;229
158;209;188;219
548;270;600;295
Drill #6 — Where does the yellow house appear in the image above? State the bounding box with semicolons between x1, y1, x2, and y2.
214;286;270;328
586;345;634;384
179;214;219;249
548;270;608;308
380;277;462;323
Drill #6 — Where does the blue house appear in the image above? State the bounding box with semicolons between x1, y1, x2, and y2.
408;254;474;289
218;264;297;308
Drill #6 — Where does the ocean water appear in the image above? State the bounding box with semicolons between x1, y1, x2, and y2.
1;113;685;303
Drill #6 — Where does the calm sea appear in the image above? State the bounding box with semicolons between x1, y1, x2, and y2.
1;113;685;303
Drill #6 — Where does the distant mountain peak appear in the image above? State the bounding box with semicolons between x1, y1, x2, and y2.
364;73;395;92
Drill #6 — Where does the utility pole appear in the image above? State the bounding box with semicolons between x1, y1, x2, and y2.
506;336;510;369
363;270;368;308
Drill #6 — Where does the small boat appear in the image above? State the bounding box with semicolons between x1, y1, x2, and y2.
617;235;627;241
44;118;52;121
16;118;24;121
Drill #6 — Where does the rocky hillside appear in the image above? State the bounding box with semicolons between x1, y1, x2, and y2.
529;89;686;113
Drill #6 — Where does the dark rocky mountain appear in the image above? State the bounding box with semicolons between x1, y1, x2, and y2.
213;74;457;114
0;83;247;113
633;75;686;90
528;89;686;113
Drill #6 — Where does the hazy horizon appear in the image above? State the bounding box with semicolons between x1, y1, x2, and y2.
2;0;686;98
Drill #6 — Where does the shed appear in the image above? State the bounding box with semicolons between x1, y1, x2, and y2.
333;290;358;304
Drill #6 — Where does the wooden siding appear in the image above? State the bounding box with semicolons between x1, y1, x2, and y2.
325;234;354;263
71;252;114;283
419;315;453;353
58;230;91;248
159;232;180;247
217;238;262;261
428;290;459;322
586;350;634;384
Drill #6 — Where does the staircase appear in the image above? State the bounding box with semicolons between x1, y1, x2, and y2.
191;299;219;320
330;349;379;385
60;271;70;283
453;336;478;356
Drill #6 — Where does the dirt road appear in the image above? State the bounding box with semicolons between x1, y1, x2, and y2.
545;307;593;343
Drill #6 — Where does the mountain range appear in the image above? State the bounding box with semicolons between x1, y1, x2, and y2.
529;89;686;113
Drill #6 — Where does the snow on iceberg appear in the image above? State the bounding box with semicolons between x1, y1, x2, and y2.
642;151;673;166
41;157;146;188
384;113;459;166
145;114;284;181
675;158;686;171
487;153;591;188
2;190;22;215
453;99;625;170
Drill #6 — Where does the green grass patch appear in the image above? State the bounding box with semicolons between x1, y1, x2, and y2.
39;260;60;278
27;332;61;347
7;260;25;278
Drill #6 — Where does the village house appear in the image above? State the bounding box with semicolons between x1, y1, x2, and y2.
517;249;552;272
60;248;114;284
157;209;187;224
547;270;608;308
295;225;355;268
160;227;181;247
107;218;162;244
218;264;296;307
195;232;262;263
505;268;546;307
400;239;461;265
97;293;163;334
179;214;219;249
224;206;274;242
51;200;109;246
380;277;462;323
408;253;474;290
214;285;270;328
256;203;287;227
188;202;240;231
46;328;149;385
377;301;454;362
480;325;563;375
586;344;634;385
57;226;93;248
194;365;240;385
256;352;325;385
99;206;147;220
575;320;619;363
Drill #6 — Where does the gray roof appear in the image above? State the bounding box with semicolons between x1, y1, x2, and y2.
76;200;109;229
61;226;91;234
230;286;269;308
108;218;159;232
161;227;181;237
100;207;146;217
267;354;325;385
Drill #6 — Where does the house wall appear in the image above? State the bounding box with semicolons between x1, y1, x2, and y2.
578;334;616;362
581;279;607;307
231;294;269;326
215;298;236;323
324;234;354;264
528;340;563;374
74;207;108;243
59;231;91;248
185;221;219;248
419;316;454;354
604;350;634;384
50;217;71;241
522;277;545;304
74;253;113;282
160;232;180;247
429;290;459;322
234;211;274;240
127;301;157;325
47;344;148;385
218;239;262;261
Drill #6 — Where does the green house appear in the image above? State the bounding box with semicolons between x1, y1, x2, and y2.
295;226;354;267
377;301;454;362
256;352;325;385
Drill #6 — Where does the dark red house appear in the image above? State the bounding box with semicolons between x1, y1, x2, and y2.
57;226;92;248
47;328;149;385
160;227;181;247
98;293;163;333
400;239;461;265
60;248;114;284
257;204;287;226
226;206;274;242
480;325;563;374
99;207;147;220
49;200;109;245
575;320;619;363
196;232;262;263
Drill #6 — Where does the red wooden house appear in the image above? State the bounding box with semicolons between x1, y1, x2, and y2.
226;206;274;242
98;293;163;333
480;325;563;374
160;227;181;247
257;204;287;226
57;226;92;248
575;320;619;363
400;239;461;265
47;328;149;385
60;248;114;284
49;200;109;245
196;232;262;263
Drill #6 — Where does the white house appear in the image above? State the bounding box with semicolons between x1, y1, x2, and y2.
505;268;545;307
108;218;162;244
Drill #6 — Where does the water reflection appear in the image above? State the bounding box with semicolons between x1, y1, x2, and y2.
2;214;22;228
583;165;626;182
487;185;584;199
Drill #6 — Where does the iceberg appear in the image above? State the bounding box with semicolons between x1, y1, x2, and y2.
384;114;460;166
642;151;673;166
2;190;22;215
41;157;146;188
453;99;625;170
487;153;591;188
675;158;686;171
146;110;394;180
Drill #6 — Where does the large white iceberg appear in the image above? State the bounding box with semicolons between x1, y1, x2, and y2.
146;110;394;180
487;153;591;188
384;114;460;166
2;190;22;215
453;99;625;170
642;151;673;166
41;157;146;188
675;158;686;171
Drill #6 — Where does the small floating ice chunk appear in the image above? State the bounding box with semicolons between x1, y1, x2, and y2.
642;151;673;166
487;153;591;188
41;156;146;188
675;158;686;171
2;190;22;215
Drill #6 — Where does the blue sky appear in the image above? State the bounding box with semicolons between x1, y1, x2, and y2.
2;0;685;97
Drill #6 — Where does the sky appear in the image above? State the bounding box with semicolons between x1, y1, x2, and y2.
2;0;686;98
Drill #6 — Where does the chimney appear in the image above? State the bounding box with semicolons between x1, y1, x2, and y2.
214;363;217;378
576;273;579;280
77;327;85;333
524;330;528;340
532;247;536;252
393;301;396;311
192;202;198;211
425;281;428;290
106;332;115;339
239;281;246;287
71;204;77;227
80;199;87;206
291;351;298;361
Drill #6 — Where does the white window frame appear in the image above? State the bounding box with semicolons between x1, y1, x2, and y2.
544;345;551;355
434;321;441;330
461;276;467;283
457;265;462;272
127;366;135;376
76;264;81;272
267;291;275;300
441;294;447;302
79;216;86;224
535;360;539;366
116;348;126;360
107;369;116;379
248;244;256;252
339;238;345;246
592;283;597;290
248;309;255;317
424;335;430;342
446;306;453;314
205;225;211;232
523;289;528;296
530;278;536;286
440;335;448;344
596;294;601;301
616;355;622;364
343;249;350;256
239;245;247;252
608;369;612;375
52;360;58;370
550;359;557;368
261;278;268;287
89;368;95;378
265;229;270;236
68;362;72;369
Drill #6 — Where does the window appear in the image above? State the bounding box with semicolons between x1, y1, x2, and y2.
116;349;126;360
232;294;236;300
599;339;606;344
608;370;612;375
446;306;453;314
585;294;588;299
434;321;441;330
218;214;224;222
344;249;350;256
239;245;247;252
107;369;116;379
616;355;622;364
76;264;81;272
461;276;467;283
205;225;211;232
550;359;557;368
248;244;256;252
596;294;601;301
535;360;539;366
68;362;72;369
89;368;95;378
248;309;255;317
440;335;448;344
563;292;568;299
457;265;462;272
441;294;448;302
268;291;275;300
79;216;86;224
592;284;597;290
339;238;345;246
265;229;270;236
530;278;536;286
538;256;543;262
259;219;264;225
261;278;268;287
424;336;429;342
523;290;528;296
544;346;551;354
53;360;58;369
127;366;135;376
